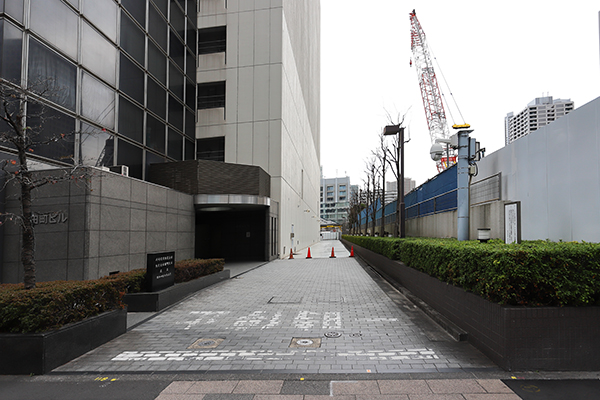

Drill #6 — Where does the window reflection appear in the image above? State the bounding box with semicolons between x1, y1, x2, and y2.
169;30;184;70
145;150;166;178
121;0;146;27
167;128;182;160
152;0;168;18
119;53;144;105
120;12;145;66
147;77;166;119
28;38;77;111
146;113;165;153
148;4;167;51
79;122;114;167
81;21;116;84
82;72;115;129
185;109;194;139
184;138;194;161
0;19;23;82
148;41;166;84
168;95;183;131
169;61;183;100
117;138;143;179
26;102;75;163
81;0;117;42
118;96;143;143
30;0;78;59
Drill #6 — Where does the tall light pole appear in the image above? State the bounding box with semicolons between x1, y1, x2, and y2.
383;124;405;238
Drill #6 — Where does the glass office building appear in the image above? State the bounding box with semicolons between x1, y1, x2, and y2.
0;0;198;180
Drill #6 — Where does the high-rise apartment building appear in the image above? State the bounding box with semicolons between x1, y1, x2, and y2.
505;96;574;145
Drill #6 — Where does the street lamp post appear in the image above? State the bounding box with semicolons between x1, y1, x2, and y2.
383;124;405;238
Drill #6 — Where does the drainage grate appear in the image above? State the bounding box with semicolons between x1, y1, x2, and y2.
188;338;224;349
324;331;342;338
289;337;321;348
349;333;362;338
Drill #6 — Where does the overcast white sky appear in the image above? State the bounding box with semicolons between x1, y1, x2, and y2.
320;1;600;187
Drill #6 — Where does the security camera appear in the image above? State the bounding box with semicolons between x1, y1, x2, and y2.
430;143;443;161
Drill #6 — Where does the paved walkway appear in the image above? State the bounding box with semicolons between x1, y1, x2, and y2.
51;240;523;398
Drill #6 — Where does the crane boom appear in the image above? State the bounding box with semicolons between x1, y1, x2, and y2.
409;9;455;171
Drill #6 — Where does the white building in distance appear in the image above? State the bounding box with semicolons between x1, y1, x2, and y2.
320;176;350;225
505;96;574;145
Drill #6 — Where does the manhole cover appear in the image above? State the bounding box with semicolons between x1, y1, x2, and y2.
289;337;321;348
349;333;362;337
188;338;224;349
324;331;342;338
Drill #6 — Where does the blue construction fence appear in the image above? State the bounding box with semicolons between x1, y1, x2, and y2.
359;165;457;227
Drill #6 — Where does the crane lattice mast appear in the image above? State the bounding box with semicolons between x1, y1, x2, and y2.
409;9;455;171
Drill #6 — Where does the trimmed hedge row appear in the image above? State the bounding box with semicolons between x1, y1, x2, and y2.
174;258;224;283
343;235;600;307
0;258;225;333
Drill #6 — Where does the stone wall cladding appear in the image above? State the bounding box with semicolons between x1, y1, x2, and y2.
344;239;600;371
1;168;195;283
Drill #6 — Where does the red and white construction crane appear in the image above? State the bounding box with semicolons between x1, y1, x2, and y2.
409;9;468;171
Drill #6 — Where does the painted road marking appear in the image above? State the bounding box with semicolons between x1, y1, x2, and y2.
111;348;439;362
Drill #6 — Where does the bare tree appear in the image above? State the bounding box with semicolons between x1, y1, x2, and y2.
364;156;380;236
373;132;389;236
0;79;90;289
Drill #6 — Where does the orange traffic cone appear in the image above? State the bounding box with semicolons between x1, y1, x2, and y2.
306;247;312;259
289;248;294;259
350;246;355;257
330;247;336;258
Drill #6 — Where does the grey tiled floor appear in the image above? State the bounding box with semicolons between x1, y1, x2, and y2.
55;240;496;374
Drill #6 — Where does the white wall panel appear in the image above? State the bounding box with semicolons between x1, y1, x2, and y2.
474;96;600;242
237;122;253;165
253;65;270;120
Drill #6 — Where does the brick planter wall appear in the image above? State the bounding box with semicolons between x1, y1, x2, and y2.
343;239;600;371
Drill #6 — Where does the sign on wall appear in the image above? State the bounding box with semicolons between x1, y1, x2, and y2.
146;252;175;292
504;202;521;244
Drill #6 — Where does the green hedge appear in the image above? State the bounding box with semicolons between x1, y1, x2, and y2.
343;235;600;307
174;258;224;283
0;258;225;333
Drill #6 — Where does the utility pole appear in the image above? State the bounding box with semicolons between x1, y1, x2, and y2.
384;124;406;238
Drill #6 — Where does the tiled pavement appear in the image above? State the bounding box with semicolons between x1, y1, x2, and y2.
155;378;520;399
52;240;523;398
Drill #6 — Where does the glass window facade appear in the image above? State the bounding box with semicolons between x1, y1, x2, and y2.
0;0;197;180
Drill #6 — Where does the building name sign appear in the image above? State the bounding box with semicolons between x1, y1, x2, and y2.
32;211;68;226
146;251;175;292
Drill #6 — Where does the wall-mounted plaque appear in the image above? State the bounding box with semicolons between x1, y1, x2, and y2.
504;202;521;244
146;252;175;292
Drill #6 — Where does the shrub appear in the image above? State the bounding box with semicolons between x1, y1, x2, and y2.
343;235;600;307
174;258;224;283
0;258;225;333
0;279;125;333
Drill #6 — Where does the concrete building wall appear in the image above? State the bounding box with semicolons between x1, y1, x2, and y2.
2;169;194;283
197;0;321;256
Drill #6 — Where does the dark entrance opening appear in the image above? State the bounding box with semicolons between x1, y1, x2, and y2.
195;207;267;261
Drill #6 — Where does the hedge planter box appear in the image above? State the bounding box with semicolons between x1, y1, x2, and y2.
123;270;230;312
0;309;126;375
343;239;600;371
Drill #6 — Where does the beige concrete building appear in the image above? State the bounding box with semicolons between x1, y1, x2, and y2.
196;1;321;257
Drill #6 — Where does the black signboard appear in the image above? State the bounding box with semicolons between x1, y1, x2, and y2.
146;252;175;292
